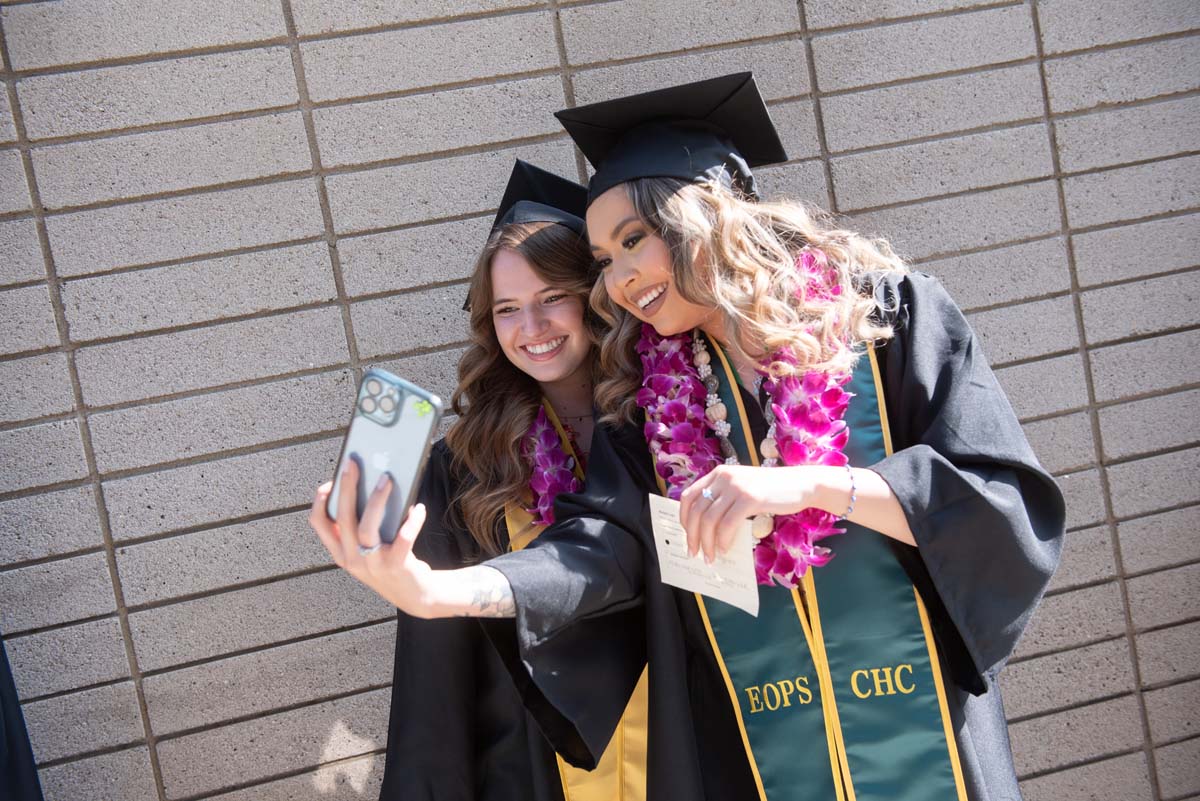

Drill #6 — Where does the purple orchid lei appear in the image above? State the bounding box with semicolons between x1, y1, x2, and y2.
635;248;854;588
753;365;852;585
636;331;724;499
523;405;583;526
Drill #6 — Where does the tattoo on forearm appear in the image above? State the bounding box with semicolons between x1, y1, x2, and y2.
459;566;516;618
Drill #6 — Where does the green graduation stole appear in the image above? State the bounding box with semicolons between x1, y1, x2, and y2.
654;338;967;801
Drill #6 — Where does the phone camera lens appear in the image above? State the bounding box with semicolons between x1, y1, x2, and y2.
365;379;382;396
378;395;396;413
360;397;377;413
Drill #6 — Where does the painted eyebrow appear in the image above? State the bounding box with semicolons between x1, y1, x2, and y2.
589;216;641;251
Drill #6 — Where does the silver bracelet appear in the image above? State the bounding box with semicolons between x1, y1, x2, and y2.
842;464;857;519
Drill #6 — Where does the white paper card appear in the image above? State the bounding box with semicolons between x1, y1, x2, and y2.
648;494;760;617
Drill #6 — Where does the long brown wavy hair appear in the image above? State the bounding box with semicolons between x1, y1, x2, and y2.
591;177;906;424
445;221;603;556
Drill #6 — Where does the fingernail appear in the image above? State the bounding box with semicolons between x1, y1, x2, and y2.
375;473;390;491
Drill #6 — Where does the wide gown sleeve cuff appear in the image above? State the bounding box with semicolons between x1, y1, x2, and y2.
481;548;647;769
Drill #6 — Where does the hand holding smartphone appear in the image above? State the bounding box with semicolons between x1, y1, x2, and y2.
327;368;444;544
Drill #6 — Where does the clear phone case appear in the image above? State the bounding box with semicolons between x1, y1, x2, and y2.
326;368;443;544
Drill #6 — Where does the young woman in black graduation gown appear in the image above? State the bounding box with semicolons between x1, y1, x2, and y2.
310;162;648;800
319;76;1066;801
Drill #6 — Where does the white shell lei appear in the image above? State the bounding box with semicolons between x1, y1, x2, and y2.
692;333;776;539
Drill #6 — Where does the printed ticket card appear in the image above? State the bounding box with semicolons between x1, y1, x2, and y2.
648;494;760;617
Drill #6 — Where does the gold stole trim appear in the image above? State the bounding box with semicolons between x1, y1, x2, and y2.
505;399;649;801
866;349;969;800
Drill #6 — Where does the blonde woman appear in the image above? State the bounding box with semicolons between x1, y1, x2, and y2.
338;77;1065;801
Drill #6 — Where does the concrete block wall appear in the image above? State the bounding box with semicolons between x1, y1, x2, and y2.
0;1;1195;798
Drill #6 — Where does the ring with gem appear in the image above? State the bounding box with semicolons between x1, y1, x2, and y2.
701;487;715;501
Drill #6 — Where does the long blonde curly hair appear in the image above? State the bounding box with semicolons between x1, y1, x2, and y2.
591;178;907;424
446;221;603;555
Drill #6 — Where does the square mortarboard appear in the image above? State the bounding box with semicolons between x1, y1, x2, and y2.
491;160;588;235
464;160;588;310
555;72;788;205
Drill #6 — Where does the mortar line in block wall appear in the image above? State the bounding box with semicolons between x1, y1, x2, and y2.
0;543;108;577
16;675;134;707
8;202;1186;353
170;747;388;801
1028;2;1162;796
0;338;469;453
0;611;119;643
547;0;588;184
0;45;1190;160
1015;321;1200;356
288;2;549;43
1;71;1186;173
132;618;397;680
0;10;1190;125
1005;688;1139;727
10;128;1198;226
1100;438;1200;472
1016;378;1200;426
1006;630;1129;666
0;4;552;80
0;275;50;292
32;740;159;773
149;682;394;747
821;114;1046;158
32;168;317;217
287;4;358;385
795;0;838;213
1036;26;1200;63
23;127;569;220
1014;743;1149;784
0;20;169;801
558;0;1024;37
0;36;293;79
5;103;303;149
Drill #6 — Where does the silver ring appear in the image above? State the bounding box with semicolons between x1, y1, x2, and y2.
701;487;715;501
358;542;383;556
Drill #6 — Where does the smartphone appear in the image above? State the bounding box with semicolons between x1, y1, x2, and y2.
326;368;444;544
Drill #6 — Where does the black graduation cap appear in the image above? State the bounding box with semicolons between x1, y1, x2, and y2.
491;160;587;234
464;160;588;310
555;72;788;204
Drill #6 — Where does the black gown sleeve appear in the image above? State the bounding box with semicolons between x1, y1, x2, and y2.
870;272;1066;693
1;632;44;801
380;440;539;801
481;422;652;769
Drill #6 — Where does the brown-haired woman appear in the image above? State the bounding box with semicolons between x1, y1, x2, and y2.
309;162;647;800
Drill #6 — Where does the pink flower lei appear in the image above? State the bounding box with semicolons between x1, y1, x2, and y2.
636;248;854;588
523;405;583;526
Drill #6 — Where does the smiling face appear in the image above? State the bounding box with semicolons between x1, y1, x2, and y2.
490;247;591;388
587;184;714;337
